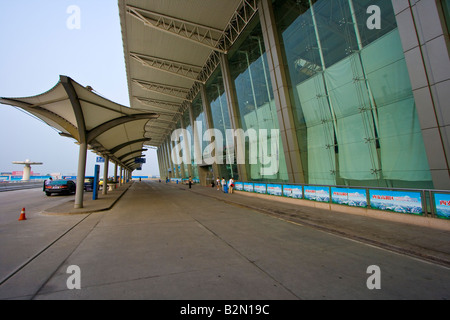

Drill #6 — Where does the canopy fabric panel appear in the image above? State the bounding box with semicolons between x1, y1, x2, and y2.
0;76;158;170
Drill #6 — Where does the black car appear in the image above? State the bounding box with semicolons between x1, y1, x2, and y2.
44;179;76;196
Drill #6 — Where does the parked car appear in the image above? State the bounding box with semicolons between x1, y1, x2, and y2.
44;179;76;196
84;177;95;192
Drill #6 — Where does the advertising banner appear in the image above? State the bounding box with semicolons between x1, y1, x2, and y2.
331;187;367;208
434;193;450;220
304;186;330;202
267;184;282;196
369;190;423;215
254;183;266;194
234;182;244;191
283;185;303;199
244;182;254;192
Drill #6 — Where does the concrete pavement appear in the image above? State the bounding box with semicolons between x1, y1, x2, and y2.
0;180;449;300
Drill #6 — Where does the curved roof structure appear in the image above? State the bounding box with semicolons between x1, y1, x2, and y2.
119;0;258;146
0;75;158;171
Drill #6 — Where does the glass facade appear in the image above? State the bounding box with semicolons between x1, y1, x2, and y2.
181;108;192;178
205;68;238;179
227;20;289;182
273;0;433;188
157;0;440;189
443;0;450;33
190;96;204;179
174;120;182;178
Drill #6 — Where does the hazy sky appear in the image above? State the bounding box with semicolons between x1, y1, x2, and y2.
0;1;159;177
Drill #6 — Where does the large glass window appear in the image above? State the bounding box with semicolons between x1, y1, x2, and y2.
181;108;192;178
174;120;183;178
442;0;450;33
206;68;238;179
190;96;204;179
227;19;289;182
273;0;433;188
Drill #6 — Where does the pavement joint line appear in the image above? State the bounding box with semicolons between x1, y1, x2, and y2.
0;184;132;289
190;216;303;300
0;212;93;287
184;186;450;269
30;216;103;300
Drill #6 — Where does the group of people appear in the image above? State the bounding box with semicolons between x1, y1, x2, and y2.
215;177;235;194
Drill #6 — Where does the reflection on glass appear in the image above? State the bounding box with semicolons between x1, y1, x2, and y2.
206;68;239;179
228;20;289;182
273;0;432;188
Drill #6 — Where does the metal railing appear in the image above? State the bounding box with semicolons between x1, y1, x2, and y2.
231;181;450;220
0;180;45;192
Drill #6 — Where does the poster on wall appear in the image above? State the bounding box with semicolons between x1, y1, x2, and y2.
234;182;244;191
283;185;303;199
304;186;330;202
254;183;266;194
331;187;367;208
434;193;450;220
369;190;423;215
267;184;282;196
244;182;254;192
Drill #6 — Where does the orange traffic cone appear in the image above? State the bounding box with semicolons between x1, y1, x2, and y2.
18;208;27;221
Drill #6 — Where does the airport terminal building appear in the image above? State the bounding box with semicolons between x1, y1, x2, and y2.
120;0;450;190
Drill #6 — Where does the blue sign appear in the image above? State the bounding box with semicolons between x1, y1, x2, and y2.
93;165;100;200
283;185;302;199
434;193;450;219
369;189;422;215
254;183;266;194
304;186;330;202
234;182;244;191
267;184;282;196
243;182;254;192
135;158;146;164
331;187;367;208
96;157;105;163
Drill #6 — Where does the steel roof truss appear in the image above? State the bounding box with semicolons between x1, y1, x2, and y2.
130;52;204;83
126;5;226;53
132;79;191;101
134;97;181;114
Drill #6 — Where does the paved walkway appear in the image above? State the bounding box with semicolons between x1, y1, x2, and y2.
0;180;448;300
185;183;450;268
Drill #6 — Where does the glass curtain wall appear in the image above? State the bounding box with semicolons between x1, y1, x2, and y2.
205;68;239;179
227;19;289;182
174;119;182;178
273;0;433;188
190;96;204;179
443;0;450;32
181;108;192;178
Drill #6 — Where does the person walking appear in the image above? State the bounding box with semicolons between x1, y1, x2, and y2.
216;177;220;191
228;177;234;194
188;176;193;189
43;177;52;191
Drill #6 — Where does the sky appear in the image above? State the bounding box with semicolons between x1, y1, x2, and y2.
0;1;159;178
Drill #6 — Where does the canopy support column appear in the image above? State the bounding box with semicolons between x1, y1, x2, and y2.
102;155;110;195
75;142;87;209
